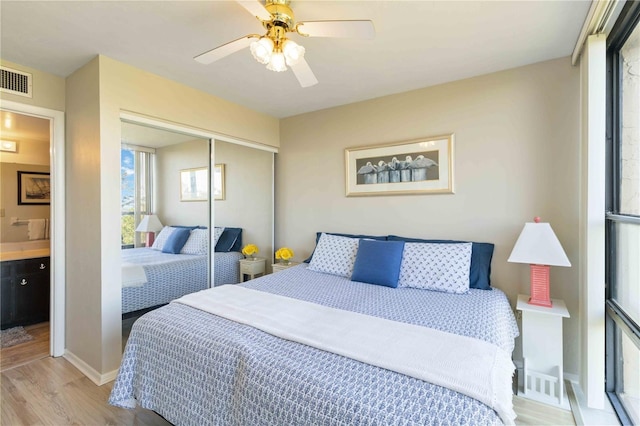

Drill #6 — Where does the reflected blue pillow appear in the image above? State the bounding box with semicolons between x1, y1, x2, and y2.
351;240;405;288
215;227;243;252
387;235;494;290
162;228;191;254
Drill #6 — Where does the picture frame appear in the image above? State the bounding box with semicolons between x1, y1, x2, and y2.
180;167;208;202
345;134;454;197
213;164;225;201
17;171;51;205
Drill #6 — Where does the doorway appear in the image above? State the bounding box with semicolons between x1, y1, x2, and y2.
0;100;65;364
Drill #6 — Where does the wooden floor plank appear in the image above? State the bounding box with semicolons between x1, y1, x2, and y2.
1;357;170;426
1;322;50;372
514;395;576;425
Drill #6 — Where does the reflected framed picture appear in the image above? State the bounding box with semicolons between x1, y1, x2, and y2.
18;171;51;205
213;164;225;201
180;167;208;202
345;134;454;197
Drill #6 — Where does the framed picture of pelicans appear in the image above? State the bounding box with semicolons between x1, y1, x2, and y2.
345;134;454;196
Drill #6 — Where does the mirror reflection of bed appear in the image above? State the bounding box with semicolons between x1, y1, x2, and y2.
120;121;211;349
120;122;274;351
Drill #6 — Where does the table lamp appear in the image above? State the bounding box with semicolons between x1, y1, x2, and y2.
135;214;163;247
508;216;571;307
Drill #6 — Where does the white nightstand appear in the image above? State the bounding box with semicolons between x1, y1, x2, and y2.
516;294;570;408
271;261;300;273
239;258;266;282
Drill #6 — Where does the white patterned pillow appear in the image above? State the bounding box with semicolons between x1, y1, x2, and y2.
308;233;360;278
213;227;225;247
151;226;175;251
181;229;208;255
398;242;472;293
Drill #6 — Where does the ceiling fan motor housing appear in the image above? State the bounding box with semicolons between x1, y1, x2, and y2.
264;0;295;31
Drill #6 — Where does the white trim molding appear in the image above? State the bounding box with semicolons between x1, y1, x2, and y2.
572;0;625;65
0;99;66;358
120;111;278;154
64;351;119;386
578;34;607;410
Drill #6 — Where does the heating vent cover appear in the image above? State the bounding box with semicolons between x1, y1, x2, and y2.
1;66;32;98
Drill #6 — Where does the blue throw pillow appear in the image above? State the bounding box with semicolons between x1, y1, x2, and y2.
215;227;243;252
351;240;405;288
162;228;191;254
304;232;388;263
387;235;494;290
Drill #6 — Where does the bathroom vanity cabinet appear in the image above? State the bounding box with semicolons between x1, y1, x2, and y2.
1;257;50;330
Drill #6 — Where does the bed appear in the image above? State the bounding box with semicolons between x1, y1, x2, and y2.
111;233;519;425
121;226;244;314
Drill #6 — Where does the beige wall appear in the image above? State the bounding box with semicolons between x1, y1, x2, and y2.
214;140;273;275
65;55;280;376
156;139;210;226
278;57;581;375
0;59;65;111
65;57;103;371
0;163;50;242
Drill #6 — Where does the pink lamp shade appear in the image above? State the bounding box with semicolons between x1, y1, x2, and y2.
508;217;571;307
135;214;164;247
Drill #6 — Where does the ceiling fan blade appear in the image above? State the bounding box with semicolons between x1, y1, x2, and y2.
194;35;257;64
296;20;375;39
290;58;318;88
236;0;272;21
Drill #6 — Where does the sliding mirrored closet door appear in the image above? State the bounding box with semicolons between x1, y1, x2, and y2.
120;121;210;325
213;140;273;286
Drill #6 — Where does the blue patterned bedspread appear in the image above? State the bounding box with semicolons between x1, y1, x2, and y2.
122;249;242;313
111;264;519;425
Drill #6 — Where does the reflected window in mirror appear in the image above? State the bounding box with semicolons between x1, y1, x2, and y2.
121;145;155;249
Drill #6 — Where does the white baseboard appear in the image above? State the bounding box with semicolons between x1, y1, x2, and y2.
63;350;118;386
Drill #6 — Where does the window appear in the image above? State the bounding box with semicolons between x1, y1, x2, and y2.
606;3;640;424
121;146;155;248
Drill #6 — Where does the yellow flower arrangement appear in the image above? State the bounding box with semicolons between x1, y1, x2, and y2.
242;244;259;258
275;247;294;263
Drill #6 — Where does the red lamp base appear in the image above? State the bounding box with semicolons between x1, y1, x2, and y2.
146;232;156;248
528;264;553;307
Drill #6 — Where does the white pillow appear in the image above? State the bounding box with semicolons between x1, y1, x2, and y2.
181;229;208;255
308;233;360;278
213;227;225;248
151;226;175;251
398;242;472;294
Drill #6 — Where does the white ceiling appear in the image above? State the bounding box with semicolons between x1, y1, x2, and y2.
0;1;591;118
0;111;50;143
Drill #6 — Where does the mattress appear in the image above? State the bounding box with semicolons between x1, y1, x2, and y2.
111;264;519;425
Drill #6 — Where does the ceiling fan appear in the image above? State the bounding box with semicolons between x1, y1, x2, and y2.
194;0;375;88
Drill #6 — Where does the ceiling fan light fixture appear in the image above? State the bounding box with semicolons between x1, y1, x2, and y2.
250;37;274;64
282;39;305;66
266;51;287;72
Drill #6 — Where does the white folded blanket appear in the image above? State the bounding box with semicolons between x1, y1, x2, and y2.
122;263;147;288
175;285;516;424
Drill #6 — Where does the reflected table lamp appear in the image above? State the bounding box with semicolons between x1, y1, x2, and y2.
508;216;571;307
136;214;163;247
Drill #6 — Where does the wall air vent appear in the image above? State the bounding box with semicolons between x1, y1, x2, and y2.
1;66;33;98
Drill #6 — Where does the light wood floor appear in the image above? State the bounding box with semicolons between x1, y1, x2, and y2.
514;395;576;425
1;356;170;425
1;322;50;372
0;355;576;426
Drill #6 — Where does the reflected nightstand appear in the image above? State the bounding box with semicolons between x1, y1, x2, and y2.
239;258;266;282
272;261;300;273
